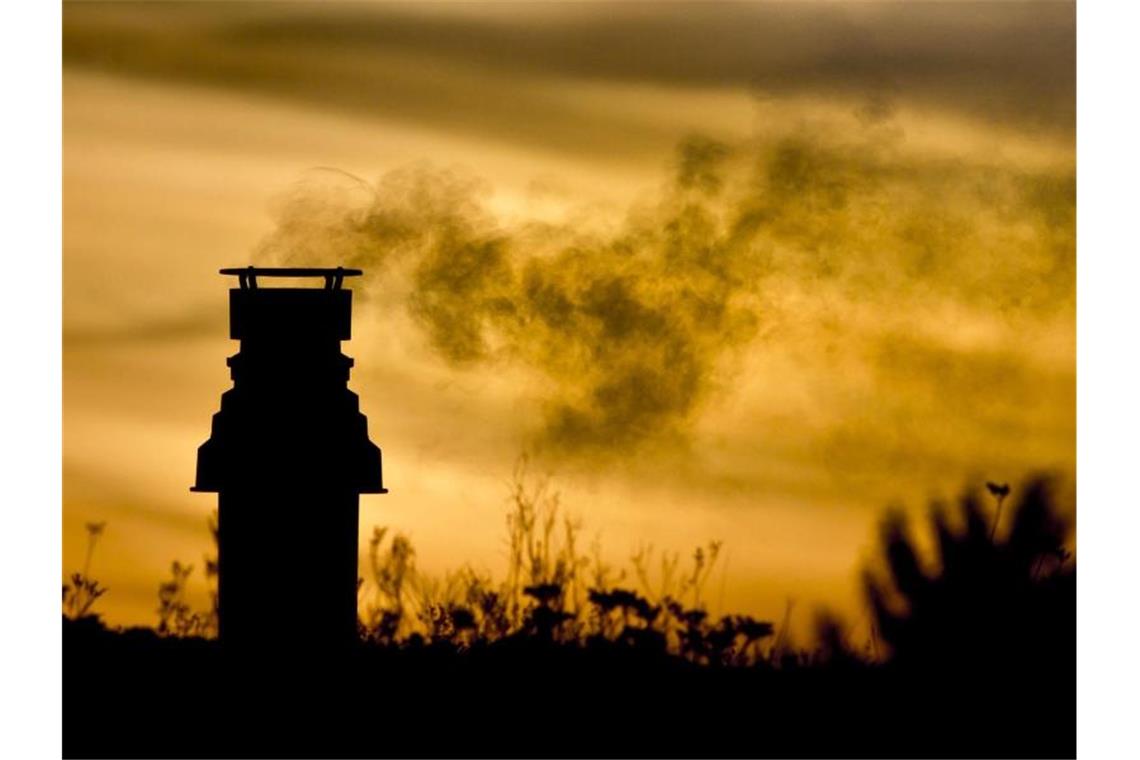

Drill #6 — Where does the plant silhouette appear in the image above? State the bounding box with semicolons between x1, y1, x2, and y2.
64;474;1074;758
864;476;1074;672
62;522;107;621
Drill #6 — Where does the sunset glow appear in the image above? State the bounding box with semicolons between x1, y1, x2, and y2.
63;0;1075;640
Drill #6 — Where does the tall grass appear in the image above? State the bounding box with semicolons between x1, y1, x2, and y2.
356;460;782;666
66;468;1074;677
62;521;108;620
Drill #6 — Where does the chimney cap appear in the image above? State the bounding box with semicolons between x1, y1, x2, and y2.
220;266;363;290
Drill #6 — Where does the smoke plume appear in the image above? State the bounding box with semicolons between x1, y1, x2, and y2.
257;117;1074;458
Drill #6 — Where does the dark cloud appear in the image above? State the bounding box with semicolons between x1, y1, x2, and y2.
64;1;1075;160
63;306;225;345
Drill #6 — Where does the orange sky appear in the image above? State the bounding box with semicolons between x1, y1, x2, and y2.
63;1;1075;637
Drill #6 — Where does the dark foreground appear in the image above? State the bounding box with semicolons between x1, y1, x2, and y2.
65;617;1074;759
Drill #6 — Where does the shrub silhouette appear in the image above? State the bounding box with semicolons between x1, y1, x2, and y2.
863;475;1074;675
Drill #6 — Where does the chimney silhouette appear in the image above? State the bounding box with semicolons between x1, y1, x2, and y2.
193;267;386;647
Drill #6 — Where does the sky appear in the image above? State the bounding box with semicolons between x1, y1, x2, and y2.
63;1;1075;637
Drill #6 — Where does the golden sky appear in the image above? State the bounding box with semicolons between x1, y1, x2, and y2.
63;1;1075;636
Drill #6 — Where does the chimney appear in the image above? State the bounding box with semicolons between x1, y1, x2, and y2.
193;267;386;648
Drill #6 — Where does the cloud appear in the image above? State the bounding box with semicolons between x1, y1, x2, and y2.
64;1;1075;155
63;306;225;345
